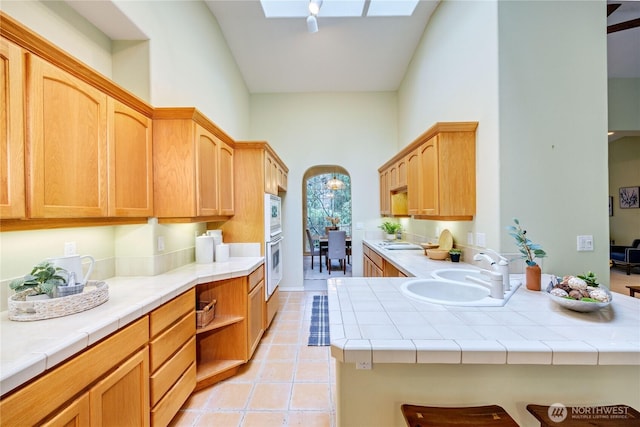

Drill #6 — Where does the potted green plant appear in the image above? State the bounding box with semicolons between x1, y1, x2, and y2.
507;218;547;291
9;261;68;299
448;248;462;262
379;220;402;240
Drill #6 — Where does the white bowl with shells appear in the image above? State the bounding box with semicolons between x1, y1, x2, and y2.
545;276;612;312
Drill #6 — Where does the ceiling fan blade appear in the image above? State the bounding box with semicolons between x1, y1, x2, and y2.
607;18;640;33
607;3;621;17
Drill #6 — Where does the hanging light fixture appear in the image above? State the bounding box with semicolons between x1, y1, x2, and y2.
326;174;344;190
307;0;322;33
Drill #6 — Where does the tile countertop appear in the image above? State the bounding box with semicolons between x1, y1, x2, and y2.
0;257;264;396
329;240;640;367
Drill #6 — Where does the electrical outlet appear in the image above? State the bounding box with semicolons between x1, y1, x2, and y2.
476;232;486;248
356;222;364;230
577;235;594;251
157;236;165;252
356;361;372;370
64;241;77;256
467;232;474;245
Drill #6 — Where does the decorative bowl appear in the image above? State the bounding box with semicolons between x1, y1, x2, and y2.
420;242;439;250
545;282;612;313
426;249;449;260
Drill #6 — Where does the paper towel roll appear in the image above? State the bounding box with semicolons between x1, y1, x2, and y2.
196;234;214;264
216;243;230;262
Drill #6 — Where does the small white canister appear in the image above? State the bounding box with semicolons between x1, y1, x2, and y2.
216;243;230;262
195;234;214;264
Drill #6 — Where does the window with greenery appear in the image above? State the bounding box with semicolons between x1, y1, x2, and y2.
306;173;351;237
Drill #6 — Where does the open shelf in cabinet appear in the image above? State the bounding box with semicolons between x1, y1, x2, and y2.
194;278;248;389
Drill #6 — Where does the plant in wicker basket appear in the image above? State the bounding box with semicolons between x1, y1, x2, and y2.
9;261;68;298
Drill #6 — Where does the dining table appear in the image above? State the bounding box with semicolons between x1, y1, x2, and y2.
315;235;352;272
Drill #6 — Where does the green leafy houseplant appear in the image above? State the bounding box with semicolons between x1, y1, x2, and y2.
9;261;68;297
379;220;402;235
507;218;546;266
448;248;461;255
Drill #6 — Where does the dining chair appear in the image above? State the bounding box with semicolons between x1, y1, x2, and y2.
305;229;319;270
327;230;347;275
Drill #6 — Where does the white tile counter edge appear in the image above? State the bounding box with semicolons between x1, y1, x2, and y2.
0;257;263;396
330;240;640;368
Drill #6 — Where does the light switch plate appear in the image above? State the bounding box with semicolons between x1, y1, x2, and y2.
64;241;76;256
467;232;474;245
577;235;594;251
476;233;486;248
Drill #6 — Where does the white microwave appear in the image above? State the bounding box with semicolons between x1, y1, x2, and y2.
265;194;282;240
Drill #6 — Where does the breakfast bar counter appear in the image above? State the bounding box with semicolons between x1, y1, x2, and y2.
328;245;640;426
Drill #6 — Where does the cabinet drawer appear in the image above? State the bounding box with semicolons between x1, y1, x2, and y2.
150;336;195;406
149;311;195;372
151;362;196;427
150;289;194;337
248;264;264;292
368;250;383;269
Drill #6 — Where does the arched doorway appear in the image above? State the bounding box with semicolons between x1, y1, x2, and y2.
302;165;352;287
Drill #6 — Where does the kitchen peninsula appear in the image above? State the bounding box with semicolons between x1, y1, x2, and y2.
329;241;640;427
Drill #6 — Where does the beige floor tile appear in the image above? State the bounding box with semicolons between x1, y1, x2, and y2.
299;345;330;360
180;388;211;409
271;330;301;344
274;320;301;332
266;343;298;360
229;359;263;382
168;410;199;426
247;383;292;410
259;360;296;382
195;411;243;426
206;382;253;409
242;411;287;427
290;383;331;410
287;411;333;427
295;360;330;382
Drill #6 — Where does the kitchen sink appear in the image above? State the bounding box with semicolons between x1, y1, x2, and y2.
400;279;490;305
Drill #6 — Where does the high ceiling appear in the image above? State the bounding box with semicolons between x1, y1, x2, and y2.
65;0;640;94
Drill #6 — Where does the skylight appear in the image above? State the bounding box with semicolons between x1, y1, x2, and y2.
259;0;419;18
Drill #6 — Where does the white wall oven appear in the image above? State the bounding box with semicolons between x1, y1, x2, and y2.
265;194;283;300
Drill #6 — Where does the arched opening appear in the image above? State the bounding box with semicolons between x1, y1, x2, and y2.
302;165;352;287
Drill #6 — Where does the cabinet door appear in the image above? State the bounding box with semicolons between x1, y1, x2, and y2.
0;38;25;219
406;150;420;215
27;54;108;218
108;98;153;217
196;124;220;216
41;394;90;427
219;141;234;215
264;153;276;194
396;158;407;188
248;279;265;358
419;136;439;215
90;348;150;427
379;170;390;215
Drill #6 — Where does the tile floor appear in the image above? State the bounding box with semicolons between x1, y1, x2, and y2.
169;290;336;427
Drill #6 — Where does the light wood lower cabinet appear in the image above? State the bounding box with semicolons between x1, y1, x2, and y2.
247;265;265;359
41;394;90;427
363;244;383;277
90;348;150;427
148;289;196;426
0;317;149;426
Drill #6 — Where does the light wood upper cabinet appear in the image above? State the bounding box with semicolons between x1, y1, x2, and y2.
108;98;153;217
27;54;109;218
219;142;234;215
264;150;288;195
0;37;25;219
379;122;477;220
153;108;234;221
419;136;439;216
379;169;390;215
406;149;420;215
